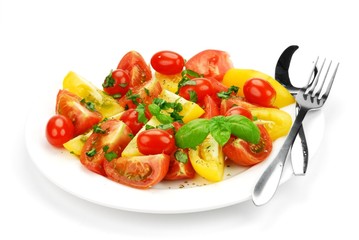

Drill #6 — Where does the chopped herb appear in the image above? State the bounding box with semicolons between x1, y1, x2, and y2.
174;150;188;164
93;124;106;134
102;70;115;88
145;124;155;130
144;88;150;96
105;152;118;162
176;69;203;94
119;83;128;88
217;86;239;99
126;89;141;106
189;90;198;103
81;99;96;111
103;145;109;153
86;148;97;157
112;93;122;99
136;104;149;124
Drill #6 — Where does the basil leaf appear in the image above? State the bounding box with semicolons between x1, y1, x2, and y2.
174;150;188;164
136;104;148;124
148;103;161;116
155;113;173;124
175;118;210;149
209;116;231;146
226;115;260;144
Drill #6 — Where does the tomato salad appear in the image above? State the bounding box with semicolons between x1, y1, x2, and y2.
45;49;294;189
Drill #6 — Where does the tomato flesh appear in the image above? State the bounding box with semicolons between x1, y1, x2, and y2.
137;129;175;155
151;50;185;75
80;119;132;176
103;154;170;189
223;124;272;166
117;51;152;88
164;148;196;180
46;115;75;147
56;89;102;136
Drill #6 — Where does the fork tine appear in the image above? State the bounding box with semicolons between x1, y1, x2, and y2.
315;60;332;98
306;57;320;86
307;58;326;95
321;62;339;100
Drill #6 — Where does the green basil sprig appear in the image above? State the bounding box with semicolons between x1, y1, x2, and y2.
175;115;260;149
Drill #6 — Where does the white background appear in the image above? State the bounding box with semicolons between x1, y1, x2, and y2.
1;0;358;239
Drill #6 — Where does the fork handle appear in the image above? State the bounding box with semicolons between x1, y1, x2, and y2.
252;107;309;206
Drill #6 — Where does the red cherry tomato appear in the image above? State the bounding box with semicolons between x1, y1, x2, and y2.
225;106;253;120
137;129;175;155
150;50;185;75
120;108;151;135
102;69;130;97
243;78;276;107
46;115;75;147
178;78;214;104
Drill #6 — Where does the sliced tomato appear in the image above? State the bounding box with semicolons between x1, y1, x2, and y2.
222;124;272;167
164;148;196;180
80;119;132;176
118;78;162;109
56;89;102;136
103;153;170;189
117;51;152;88
185;50;233;81
120;108;151;135
201;95;220;119
224;106;253;120
220;96;256;115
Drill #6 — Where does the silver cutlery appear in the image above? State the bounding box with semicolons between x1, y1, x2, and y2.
275;45;314;175
252;57;339;206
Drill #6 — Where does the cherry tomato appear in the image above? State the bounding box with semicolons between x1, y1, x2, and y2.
150;50;185;75
185;49;233;81
102;69;130;97
56;89;102;136
225;106;253;120
243;78;276;107
80;120;132;176
117;51;152;88
120;108;151;135
137;129;175;155
223;125;272;166
46;115;75;147
103;154;170;189
178;78;214;104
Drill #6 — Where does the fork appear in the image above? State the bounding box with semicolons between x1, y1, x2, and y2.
252;57;339;206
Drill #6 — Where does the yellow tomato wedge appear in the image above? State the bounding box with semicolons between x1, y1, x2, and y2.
251;107;292;141
222;68;295;108
155;72;182;93
62;71;124;118
159;90;205;123
188;134;224;182
121;117;161;157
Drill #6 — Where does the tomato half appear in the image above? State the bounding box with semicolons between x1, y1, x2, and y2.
178;78;214;104
80;119;132;176
222;124;272;167
243;78;276;107
185;50;233;81
164;149;196;180
150;50;185;75
46;115;75;147
137;129;175;155
117;51;152;88
56;89;102;136
201;95;220;119
103;154;170;189
118;78;162;109
225;106;253;120
102;69;130;97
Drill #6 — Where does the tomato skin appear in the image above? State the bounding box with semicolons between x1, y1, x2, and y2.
56;89;102;136
178;78;214;104
225;106;253;120
46;115;75;147
80;120;132;176
117;51;152;88
103;154;170;189
120;108;150;135
150;51;185;75
243;78;276;107
164;149;196;180
222;125;272;166
185;50;233;81
102;69;130;97
220;96;257;115
137;129;175;155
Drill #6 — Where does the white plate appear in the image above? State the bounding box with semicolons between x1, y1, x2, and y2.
25;93;324;214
